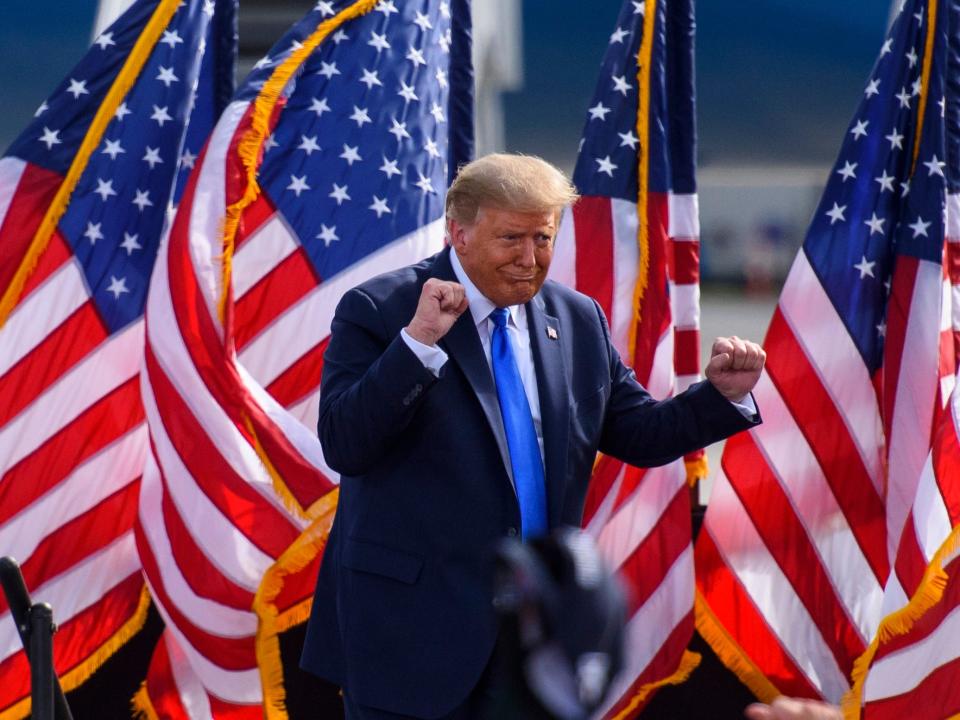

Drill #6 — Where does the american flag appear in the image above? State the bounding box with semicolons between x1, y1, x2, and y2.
549;0;705;715
846;368;960;718
136;0;473;714
0;0;234;715
695;0;956;704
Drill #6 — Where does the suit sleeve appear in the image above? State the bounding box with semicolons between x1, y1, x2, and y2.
317;287;439;476
592;300;759;467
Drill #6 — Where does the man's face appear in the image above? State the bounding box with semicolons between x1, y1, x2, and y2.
449;206;557;307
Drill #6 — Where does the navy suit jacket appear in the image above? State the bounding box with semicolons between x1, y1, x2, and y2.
300;247;757;717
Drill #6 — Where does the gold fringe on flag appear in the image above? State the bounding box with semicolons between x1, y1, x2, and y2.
841;524;960;720
610;650;701;720
0;585;152;720
0;0;182;329
131;681;160;720
694;590;781;704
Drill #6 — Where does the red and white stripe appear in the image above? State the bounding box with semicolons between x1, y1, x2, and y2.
0;155;147;716
138;91;446;714
852;367;960;719
552;190;702;717
695;198;948;703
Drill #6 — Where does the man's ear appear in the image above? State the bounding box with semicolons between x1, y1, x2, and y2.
448;218;467;253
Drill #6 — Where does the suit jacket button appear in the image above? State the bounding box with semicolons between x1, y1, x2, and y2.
506;527;518;537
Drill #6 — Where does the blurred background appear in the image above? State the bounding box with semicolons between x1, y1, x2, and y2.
0;0;893;495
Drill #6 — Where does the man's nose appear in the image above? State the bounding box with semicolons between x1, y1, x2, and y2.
515;238;536;267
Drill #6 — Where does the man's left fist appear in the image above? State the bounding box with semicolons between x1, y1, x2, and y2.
705;335;765;403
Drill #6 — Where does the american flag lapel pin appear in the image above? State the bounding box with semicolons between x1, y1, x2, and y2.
546;326;558;340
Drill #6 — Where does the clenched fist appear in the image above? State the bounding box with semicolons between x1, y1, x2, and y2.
744;697;841;720
405;279;469;346
705;335;765;403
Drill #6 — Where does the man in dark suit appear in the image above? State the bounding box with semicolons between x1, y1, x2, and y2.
301;154;764;719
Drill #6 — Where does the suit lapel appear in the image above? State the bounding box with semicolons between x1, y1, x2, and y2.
526;293;570;527
431;250;514;485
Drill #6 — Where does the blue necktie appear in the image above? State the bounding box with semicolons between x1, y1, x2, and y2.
489;308;547;539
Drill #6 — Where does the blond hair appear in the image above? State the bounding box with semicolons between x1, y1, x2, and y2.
445;153;579;224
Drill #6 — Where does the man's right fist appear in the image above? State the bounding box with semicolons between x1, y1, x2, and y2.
405;279;469;346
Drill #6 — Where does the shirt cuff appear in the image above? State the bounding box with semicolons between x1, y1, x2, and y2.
401;328;448;377
729;392;758;419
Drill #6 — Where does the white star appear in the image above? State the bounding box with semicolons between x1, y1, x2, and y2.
906;47;918;67
389;118;411;141
287;174;310;197
160;29;183;48
874;170;895;192
38;126;61;149
101;139;125;160
413;11;433;31
424;138;441;158
915;6;923;24
94;32;115;50
407;47;427;67
909;215;931;237
298;135;321;155
332;29;349;44
315;0;335;16
350;106;372;127
864;213;885;236
415;172;435;194
120;232;142;255
34;101;48;117
318;61;340;79
94;178;117;201
83;221;103;244
850;119;869;140
440;0;450;16
317;224;339;246
876;320;887;337
180;149;196;169
837;160;857;181
359;69;382;89
132;189;154;211
864;78;880;98
66;78;89;99
106;275;129;300
430;102;446;123
911;78;922;96
880;38;893;55
618;130;639;149
854;256;876;279
114;102;131;121
632;0;645;14
901;179;911;197
610;27;629;44
156;66;179;87
886;129;904;149
203;0;214;16
310;97;331;117
940;96;947;117
924;154;946;176
895;88;911;108
588;102;611;121
253;55;273;70
151;105;173;126
825;202;846;224
340;144;362;165
380;157;401;178
375;0;398;15
435;68;448;89
612;75;632;96
595;155;618;177
263;134;279;153
398;81;419;102
329;183;351;204
369;32;391;52
438;29;452;53
369;196;392;217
